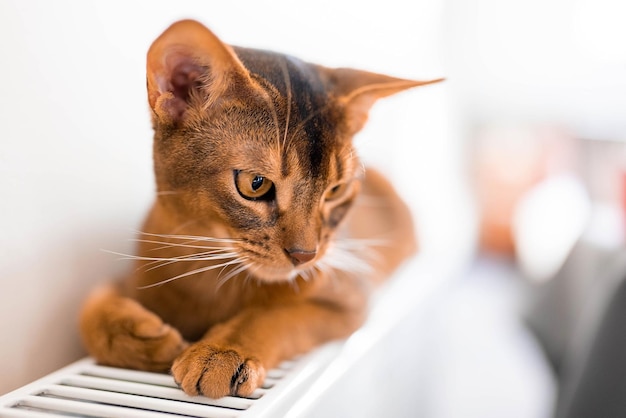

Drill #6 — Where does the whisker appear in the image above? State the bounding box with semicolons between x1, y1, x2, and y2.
300;266;317;282
137;257;249;289
316;237;386;278
215;258;237;283
133;230;241;244
106;247;240;274
104;249;240;263
131;238;236;252
138;251;240;273
310;263;334;289
291;279;301;293
216;261;251;290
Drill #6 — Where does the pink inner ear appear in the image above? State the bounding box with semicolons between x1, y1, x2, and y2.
162;52;206;102
156;53;207;121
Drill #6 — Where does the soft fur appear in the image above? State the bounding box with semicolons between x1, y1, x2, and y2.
79;19;441;398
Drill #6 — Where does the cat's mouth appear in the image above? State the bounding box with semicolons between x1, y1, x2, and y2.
246;258;321;282
236;243;326;282
247;264;300;282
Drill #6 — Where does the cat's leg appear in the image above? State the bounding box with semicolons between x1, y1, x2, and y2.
79;284;188;372
171;302;364;398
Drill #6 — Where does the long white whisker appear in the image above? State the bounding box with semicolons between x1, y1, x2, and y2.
103;246;238;274
216;261;251;290
288;275;301;293
317;237;387;278
139;251;241;273
215;258;237;283
299;267;314;282
104;249;240;263
137;257;249;289
133;230;241;244
131;238;236;252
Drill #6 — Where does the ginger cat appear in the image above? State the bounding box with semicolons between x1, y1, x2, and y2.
80;19;441;399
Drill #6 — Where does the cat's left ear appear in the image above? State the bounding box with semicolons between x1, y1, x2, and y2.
323;67;444;133
146;19;252;125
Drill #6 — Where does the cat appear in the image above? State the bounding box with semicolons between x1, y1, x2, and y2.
79;19;442;399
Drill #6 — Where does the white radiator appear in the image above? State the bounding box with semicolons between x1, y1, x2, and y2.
0;342;342;418
0;257;452;417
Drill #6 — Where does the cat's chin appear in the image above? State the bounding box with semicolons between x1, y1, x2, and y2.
247;265;300;283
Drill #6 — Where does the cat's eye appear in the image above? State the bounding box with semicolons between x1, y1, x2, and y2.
325;182;348;201
234;170;275;201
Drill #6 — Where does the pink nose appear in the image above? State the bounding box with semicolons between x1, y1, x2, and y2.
285;249;316;266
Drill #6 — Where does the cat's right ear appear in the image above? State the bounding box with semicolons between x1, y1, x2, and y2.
146;19;251;125
322;67;444;134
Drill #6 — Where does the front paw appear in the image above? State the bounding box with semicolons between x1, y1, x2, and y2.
80;286;188;372
172;343;266;398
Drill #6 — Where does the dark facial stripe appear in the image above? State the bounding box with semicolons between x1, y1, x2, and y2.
233;47;333;179
286;60;329;178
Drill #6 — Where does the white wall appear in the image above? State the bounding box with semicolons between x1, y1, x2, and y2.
0;0;450;393
444;0;626;141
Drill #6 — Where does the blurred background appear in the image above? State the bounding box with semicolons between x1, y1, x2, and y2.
1;0;625;417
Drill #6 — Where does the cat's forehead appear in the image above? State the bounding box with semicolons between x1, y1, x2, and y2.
232;47;343;179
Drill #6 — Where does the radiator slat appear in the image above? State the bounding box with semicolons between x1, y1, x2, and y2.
260;377;279;389
83;365;179;388
61;374;256;410
265;369;287;380
0;406;68;418
42;384;240;418
16;394;182;418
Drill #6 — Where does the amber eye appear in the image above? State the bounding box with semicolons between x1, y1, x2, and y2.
234;170;275;201
325;182;348;201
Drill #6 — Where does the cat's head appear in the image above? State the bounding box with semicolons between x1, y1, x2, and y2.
145;20;440;282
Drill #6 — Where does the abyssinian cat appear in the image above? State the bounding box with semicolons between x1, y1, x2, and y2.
80;19;441;398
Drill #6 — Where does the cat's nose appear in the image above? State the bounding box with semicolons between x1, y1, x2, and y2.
285;249;317;266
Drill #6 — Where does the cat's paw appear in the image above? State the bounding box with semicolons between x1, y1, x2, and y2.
171;343;266;398
112;310;188;372
80;286;188;372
